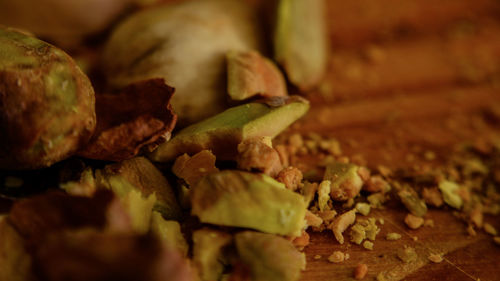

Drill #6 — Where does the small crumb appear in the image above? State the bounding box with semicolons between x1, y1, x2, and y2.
484;223;498;236
354;263;368;280
428;253;443;263
438;180;463;209
362;240;374;250
364;175;390;193
386;233;402;241
422;187;444;207
397;246;417;263
276;166;303;191
367;193;386;208
345;253;350;260
330;209;356;244
305;210;323;228
494;237;500;246
328;251;345;263
424;219;434;227
378;218;385;225
412;236;418;241
424;150;436;161
314;254;322;260
355;202;371;216
404;213;424;229
317;180;331;211
467;224;477;237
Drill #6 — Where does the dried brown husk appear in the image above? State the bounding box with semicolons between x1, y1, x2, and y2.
79;78;177;161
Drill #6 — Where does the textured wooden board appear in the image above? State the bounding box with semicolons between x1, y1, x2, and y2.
291;0;500;280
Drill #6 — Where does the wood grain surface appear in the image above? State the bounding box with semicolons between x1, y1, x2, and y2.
280;1;500;280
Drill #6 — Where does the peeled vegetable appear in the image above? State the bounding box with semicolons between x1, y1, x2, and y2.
0;27;96;169
102;0;264;125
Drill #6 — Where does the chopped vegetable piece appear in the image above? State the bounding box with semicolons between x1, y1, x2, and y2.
191;170;306;236
235;231;306;281
150;96;309;162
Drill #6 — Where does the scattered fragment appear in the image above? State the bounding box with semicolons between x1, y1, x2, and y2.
428;253;443;263
355;203;371;216
404;213;425;230
365;176;391;193
438;180;463;209
276;166;303;191
305;210;323;228
328;251;345;263
354;263;368;280
467;224;477;237
362;240;374;250
494;237;500;246
484;223;498;236
397;246;418;263
422;188;444;207
324;162;363;201
350;223;366;245
172;150;219;186
398;188;427;217
424;219;435;227
386;233;402;241
314;254;322;260
237;136;283;177
317;180;331;211
367;193;386;208
330;209;356;244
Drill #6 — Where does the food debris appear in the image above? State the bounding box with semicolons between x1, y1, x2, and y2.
354;263;368;280
314;254;322;260
494;237;500;246
317;180;332;211
328;251;345;263
355;202;371;216
422;188;444;207
276;166;303;191
398;188;427;217
404;213;425;229
428;253;443;263
237;137;283;177
424;219;435;227
484;223;498;236
324;162;364;201
330;209;356;244
386;233;402;241
362;240;374;250
172;150;219;186
397;246;418;263
438;180;463;209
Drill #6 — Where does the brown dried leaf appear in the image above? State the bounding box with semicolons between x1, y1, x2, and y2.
79;79;177;161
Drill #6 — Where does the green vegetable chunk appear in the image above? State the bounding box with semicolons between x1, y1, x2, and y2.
149;96;309;162
191;170;306;236
234;231;306;281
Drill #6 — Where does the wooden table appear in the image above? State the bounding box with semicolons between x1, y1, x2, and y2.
283;1;500;279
